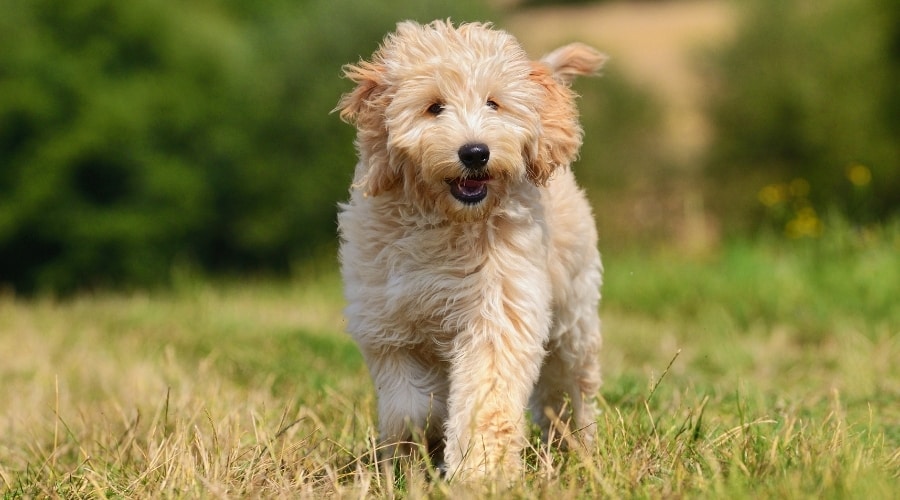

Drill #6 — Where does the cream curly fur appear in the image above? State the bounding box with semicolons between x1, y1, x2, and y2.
336;20;605;480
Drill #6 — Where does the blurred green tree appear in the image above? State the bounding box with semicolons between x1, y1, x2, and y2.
0;0;491;293
705;0;900;234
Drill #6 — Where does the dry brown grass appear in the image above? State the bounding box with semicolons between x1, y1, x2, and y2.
3;227;899;497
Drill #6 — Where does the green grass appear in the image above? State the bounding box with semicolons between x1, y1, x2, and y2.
2;225;899;497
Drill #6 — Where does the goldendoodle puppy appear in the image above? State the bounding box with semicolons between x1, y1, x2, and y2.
336;20;605;480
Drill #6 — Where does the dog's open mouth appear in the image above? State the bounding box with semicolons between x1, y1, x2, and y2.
447;175;491;204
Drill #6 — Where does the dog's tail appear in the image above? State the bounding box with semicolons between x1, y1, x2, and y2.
540;43;607;85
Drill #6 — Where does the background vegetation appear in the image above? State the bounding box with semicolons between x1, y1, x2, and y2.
0;0;492;293
1;0;897;292
706;0;900;233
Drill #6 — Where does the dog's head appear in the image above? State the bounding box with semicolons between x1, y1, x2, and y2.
336;20;605;221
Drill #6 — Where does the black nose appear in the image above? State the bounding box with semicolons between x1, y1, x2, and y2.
458;143;490;169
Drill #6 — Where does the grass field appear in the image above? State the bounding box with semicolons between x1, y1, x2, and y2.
2;222;899;497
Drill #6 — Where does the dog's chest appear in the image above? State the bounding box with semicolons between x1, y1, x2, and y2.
383;225;487;313
378;216;549;336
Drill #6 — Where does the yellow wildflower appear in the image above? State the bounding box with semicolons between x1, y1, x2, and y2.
758;184;786;207
785;206;823;238
846;164;872;187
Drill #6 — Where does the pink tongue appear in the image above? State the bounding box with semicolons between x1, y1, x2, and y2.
458;178;486;195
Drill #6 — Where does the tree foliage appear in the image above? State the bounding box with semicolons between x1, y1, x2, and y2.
0;0;491;293
705;0;900;231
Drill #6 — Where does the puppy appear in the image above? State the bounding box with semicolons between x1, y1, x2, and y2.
336;20;605;479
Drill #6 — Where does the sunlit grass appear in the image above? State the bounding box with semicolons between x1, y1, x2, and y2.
2;227;899;497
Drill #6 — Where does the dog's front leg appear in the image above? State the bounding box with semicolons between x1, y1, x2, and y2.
362;347;448;461
442;316;547;480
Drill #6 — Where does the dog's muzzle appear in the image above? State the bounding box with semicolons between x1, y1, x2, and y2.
449;143;491;204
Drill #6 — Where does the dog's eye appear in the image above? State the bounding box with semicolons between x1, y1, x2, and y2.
486;100;499;110
426;103;444;115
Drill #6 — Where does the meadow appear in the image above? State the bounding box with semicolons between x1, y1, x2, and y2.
2;222;899;498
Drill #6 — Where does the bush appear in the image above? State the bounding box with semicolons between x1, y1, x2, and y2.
572;68;668;250
0;0;491;293
705;0;900;235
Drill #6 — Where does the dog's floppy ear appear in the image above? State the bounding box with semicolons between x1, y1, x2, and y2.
541;43;607;85
335;59;386;123
526;44;605;185
335;60;399;196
